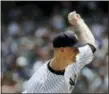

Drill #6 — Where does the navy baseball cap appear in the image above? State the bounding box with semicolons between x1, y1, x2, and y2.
53;31;84;48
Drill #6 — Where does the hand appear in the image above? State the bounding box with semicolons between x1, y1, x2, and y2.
68;11;82;26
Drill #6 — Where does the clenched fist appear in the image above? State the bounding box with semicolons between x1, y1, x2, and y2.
68;11;83;26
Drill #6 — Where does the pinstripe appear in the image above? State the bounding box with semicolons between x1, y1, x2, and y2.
41;66;66;93
56;76;64;92
45;70;52;92
33;78;41;92
22;45;94;93
32;64;46;93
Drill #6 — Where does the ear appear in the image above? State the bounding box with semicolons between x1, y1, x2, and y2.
73;48;79;53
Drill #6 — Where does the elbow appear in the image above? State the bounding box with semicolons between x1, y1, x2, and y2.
88;42;97;53
92;40;98;49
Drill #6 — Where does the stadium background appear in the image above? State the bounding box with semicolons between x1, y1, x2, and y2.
1;1;108;93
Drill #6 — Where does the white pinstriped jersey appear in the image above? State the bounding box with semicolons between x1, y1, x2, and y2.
23;45;94;93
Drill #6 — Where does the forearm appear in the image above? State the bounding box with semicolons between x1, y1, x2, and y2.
68;11;97;48
76;19;97;48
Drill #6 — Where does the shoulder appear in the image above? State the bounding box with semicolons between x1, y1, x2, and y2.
28;62;48;83
78;43;96;55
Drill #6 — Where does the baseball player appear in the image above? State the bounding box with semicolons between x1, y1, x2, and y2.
22;11;97;93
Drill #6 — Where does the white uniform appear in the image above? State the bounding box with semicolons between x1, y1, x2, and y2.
23;45;94;93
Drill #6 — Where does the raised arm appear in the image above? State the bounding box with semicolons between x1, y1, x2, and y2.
68;11;97;50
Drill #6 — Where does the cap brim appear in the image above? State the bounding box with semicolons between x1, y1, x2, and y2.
73;43;87;48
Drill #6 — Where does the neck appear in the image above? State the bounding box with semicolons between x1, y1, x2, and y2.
50;57;69;71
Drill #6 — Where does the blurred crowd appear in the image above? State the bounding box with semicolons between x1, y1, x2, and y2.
1;1;108;93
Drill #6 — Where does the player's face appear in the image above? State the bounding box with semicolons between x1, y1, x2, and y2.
64;47;79;63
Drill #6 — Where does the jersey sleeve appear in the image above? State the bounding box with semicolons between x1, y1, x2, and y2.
76;44;95;69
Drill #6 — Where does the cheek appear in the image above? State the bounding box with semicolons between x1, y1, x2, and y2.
64;52;72;60
63;52;69;59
